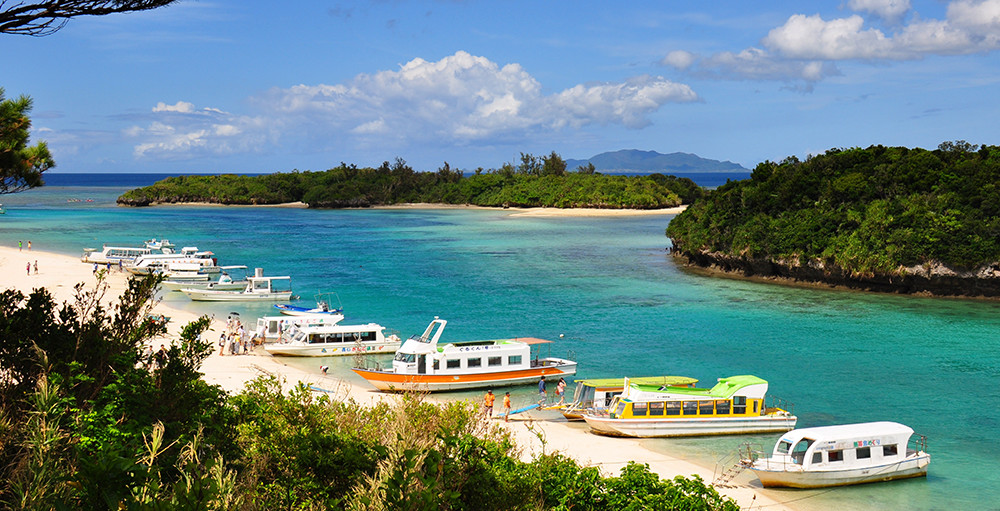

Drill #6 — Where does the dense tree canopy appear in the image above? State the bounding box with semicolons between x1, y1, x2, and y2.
667;142;1000;274
0;88;53;194
117;154;703;209
1;0;178;36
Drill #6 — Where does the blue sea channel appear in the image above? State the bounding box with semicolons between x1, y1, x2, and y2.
2;173;998;511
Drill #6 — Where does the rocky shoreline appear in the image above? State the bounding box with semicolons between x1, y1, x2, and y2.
673;249;1000;298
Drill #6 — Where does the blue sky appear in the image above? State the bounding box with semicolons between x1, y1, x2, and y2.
2;0;999;174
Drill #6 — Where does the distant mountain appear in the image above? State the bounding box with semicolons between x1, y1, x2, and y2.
565;149;748;174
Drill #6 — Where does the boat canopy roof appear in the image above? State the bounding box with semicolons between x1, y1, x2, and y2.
776;421;914;446
630;375;767;399
574;376;698;388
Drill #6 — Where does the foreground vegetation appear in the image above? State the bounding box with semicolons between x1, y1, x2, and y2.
0;274;737;510
116;153;703;209
667;142;1000;276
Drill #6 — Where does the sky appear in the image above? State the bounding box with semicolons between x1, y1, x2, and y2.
2;0;1000;174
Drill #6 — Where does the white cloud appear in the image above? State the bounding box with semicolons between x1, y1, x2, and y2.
662;50;696;70
666;0;1000;88
129;51;698;160
847;0;912;22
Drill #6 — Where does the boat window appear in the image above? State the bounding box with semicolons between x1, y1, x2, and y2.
433;359;440;370
699;401;714;415
446;359;460;369
488;356;502;367
776;441;791;454
791;439;814;464
613;400;626;418
715;400;730;415
393;353;416;363
682;401;697;415
632;402;647;416
733;396;747;414
665;402;681;416
812;452;822;464
467;358;482;368
508;355;522;365
828;450;843;462
649;402;665;416
857;447;871;460
882;444;898;457
753;400;758;414
606;391;621;407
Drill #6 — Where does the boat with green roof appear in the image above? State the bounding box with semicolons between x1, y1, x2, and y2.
583;375;796;437
560;376;699;421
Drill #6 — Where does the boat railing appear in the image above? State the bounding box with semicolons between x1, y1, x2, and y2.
714;442;764;487
765;395;794;415
908;434;929;455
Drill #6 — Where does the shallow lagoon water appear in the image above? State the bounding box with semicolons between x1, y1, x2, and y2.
3;183;999;510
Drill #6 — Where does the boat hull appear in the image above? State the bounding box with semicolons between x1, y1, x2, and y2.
751;454;930;488
265;341;400;357
181;289;293;301
162;280;247;292
274;304;343;316
583;414;797;438
352;360;577;392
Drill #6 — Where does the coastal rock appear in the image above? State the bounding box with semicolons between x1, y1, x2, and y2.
674;248;1000;298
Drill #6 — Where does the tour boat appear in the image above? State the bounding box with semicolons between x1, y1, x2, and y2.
264;322;400;357
560;376;698;421
351;317;577;392
748;422;930;488
273;303;344;316
582;375;796;437
160;265;249;292
82;241;167;264
128;247;217;275
180;269;292;301
255;313;346;343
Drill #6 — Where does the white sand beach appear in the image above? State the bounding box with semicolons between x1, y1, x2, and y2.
0;243;794;510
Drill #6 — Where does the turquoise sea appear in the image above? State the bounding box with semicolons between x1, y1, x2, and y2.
2;180;998;511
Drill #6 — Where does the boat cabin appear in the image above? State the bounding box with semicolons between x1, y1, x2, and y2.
566;376;698;415
764;422;923;470
608;375;773;420
255;313;345;343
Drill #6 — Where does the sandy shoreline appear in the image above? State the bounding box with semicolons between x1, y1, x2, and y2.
0;243;793;510
133;201;687;217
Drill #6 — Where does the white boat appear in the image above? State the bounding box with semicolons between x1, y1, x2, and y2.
582;375;797;437
351;317;577;392
180;269;292;301
748;422;930;488
255;313;346;343
264;322;400;357
160;266;249;291
128;247;217;275
82;238;182;264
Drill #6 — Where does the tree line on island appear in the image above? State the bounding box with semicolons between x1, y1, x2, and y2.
0;275;738;510
115;152;704;209
667;141;1000;297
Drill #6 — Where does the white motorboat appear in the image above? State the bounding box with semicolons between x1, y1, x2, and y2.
160;266;249;291
264;322;400;357
748;421;930;488
82;238;175;264
255;313;346;343
128;247;217;275
352;317;577;392
180;269;292;301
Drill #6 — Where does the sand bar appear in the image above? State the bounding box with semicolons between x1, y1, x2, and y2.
0;242;794;510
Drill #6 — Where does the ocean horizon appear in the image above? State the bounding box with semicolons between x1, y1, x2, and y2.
2;182;996;511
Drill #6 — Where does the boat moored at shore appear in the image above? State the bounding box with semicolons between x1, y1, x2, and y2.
748;422;930;488
264;322;400;357
561;376;698;421
180;269;292;301
352;317;577;392
583;375;796;438
254;313;346;343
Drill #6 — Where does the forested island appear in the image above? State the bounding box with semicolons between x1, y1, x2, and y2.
116;153;703;209
667;142;1000;297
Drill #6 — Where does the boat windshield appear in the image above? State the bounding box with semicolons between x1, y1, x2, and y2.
394;352;416;363
791;438;815;464
776;440;792;454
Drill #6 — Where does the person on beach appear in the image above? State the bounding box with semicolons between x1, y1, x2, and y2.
93;263;98;274
18;240;22;251
503;392;512;422
154;345;167;369
320;365;328;375
27;241;31;251
33;260;38;274
219;333;227;356
484;389;496;418
556;378;566;405
538;376;547;405
26;262;31;275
